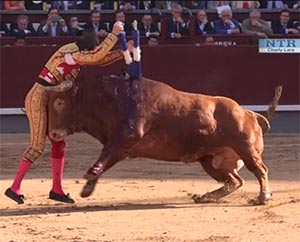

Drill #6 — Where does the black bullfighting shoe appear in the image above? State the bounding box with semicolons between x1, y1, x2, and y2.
49;191;75;204
4;188;25;204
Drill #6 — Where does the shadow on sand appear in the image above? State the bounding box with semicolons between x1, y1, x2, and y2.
1;198;256;217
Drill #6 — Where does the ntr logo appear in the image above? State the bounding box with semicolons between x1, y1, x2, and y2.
259;39;300;53
265;39;296;48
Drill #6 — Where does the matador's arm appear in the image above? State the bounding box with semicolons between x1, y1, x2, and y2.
72;33;119;65
96;50;124;66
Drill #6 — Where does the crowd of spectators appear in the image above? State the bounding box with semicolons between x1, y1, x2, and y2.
1;1;300;11
0;1;299;46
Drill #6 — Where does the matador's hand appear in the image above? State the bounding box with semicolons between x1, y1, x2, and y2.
44;80;73;92
132;20;138;30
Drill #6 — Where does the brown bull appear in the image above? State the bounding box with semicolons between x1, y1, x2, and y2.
47;76;282;205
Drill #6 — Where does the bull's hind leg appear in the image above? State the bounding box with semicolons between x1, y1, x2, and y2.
245;159;271;205
234;141;271;205
192;156;244;203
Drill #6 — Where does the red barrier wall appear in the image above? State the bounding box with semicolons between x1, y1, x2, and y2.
0;45;299;108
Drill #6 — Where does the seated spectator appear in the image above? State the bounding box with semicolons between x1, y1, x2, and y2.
242;10;273;38
67;0;91;10
45;1;90;10
207;1;230;10
167;3;189;39
0;14;10;36
147;34;159;46
272;9;299;34
203;36;215;46
155;1;177;10
293;1;300;8
119;1;136;11
185;1;207;9
4;1;25;11
10;15;36;37
136;1;155;10
214;9;241;35
25;0;43;10
68;16;84;36
138;14;160;37
0;22;10;36
96;1;113;9
195;9;215;35
37;7;69;37
14;35;26;46
297;21;300;31
114;10;132;35
283;0;298;8
231;1;260;9
84;9;109;38
266;0;288;9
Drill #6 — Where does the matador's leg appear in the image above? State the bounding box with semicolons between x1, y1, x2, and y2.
5;83;48;204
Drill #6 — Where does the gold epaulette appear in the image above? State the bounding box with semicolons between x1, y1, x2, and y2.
59;43;79;54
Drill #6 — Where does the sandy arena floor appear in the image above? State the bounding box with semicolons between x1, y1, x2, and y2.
0;133;299;242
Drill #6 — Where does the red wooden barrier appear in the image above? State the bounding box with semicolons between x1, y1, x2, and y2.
0;35;253;46
0;45;298;108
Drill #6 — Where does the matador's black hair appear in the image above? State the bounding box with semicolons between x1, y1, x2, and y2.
76;29;99;51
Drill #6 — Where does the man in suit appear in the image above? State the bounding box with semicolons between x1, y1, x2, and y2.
84;9;109;38
214;9;241;35
114;10;132;35
195;9;215;35
119;0;137;11
68;16;85;36
138;14;160;37
37;7;69;36
265;0;297;9
147;34;159;45
242;10;273;44
25;0;43;10
48;1;90;10
10;14;37;37
242;10;273;37
155;1;177;9
167;3;189;39
207;1;231;9
0;14;10;36
67;1;91;10
0;22;10;36
272;9;299;34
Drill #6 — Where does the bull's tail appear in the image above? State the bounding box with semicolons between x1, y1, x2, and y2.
256;113;270;134
265;85;283;120
255;85;283;134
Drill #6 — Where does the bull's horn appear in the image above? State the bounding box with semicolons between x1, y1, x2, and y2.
44;80;73;92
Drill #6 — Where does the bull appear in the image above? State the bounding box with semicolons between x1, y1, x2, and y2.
47;75;282;205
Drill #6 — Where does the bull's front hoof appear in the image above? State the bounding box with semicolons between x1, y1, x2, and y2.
80;180;97;198
83;173;99;181
192;194;218;204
